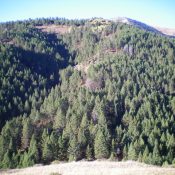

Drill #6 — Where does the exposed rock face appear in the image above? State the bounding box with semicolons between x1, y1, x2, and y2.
85;78;103;90
123;44;134;56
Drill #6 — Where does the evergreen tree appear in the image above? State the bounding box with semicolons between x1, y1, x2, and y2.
78;114;89;150
128;143;137;160
54;109;66;129
142;146;149;164
28;134;39;163
68;135;80;161
110;139;116;160
1;150;12;168
57;135;68;160
138;151;142;162
42;137;53;163
0;136;4;163
152;140;162;165
86;144;93;160
11;152;19;168
24;100;30;113
49;132;59;160
22;152;34;167
122;145;128;160
94;128;110;159
21;118;32;150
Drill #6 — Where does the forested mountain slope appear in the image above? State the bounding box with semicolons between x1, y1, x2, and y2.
0;18;175;169
0;19;77;127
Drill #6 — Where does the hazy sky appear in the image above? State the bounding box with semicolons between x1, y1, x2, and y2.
1;0;175;28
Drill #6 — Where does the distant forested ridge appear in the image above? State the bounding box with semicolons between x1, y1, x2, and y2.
0;17;175;168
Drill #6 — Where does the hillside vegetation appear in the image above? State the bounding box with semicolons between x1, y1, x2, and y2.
0;18;175;169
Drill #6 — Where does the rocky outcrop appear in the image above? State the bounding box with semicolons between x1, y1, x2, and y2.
123;44;134;56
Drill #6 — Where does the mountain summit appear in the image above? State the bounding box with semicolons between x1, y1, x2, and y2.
113;17;175;37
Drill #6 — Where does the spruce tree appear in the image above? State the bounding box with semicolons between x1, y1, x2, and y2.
8;138;15;152
166;148;174;164
21;118;32;150
42;137;53;163
58;135;68;160
122;145;128;160
142;146;149;163
94;128;110;159
49;132;59;160
22;152;34;167
68;135;80;161
28;134;39;163
128;143;137;160
0;136;4;162
86;144;93;160
138;151;142;162
152;140;162;165
11;152;19;168
1;150;12;168
24;100;30;113
54;109;66;129
78;114;89;150
110;139;116;160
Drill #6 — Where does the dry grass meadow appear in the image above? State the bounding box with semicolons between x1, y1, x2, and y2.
1;160;175;175
35;25;71;34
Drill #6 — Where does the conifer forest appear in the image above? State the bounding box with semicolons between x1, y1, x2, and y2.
0;18;175;168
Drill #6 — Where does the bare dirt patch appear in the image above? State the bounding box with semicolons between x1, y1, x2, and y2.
36;25;71;34
154;26;175;36
0;39;15;45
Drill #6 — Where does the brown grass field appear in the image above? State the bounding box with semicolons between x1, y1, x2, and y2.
36;25;71;34
1;160;175;175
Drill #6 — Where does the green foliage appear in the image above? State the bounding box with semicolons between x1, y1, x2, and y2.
0;17;175;168
128;143;137;161
42;132;54;163
110;139;116;160
86;144;93;160
68;135;80;161
21;118;32;150
57;135;68;161
94;128;110;159
151;140;162;165
1;150;12;168
28;134;39;163
0;21;73;127
21;152;35;167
